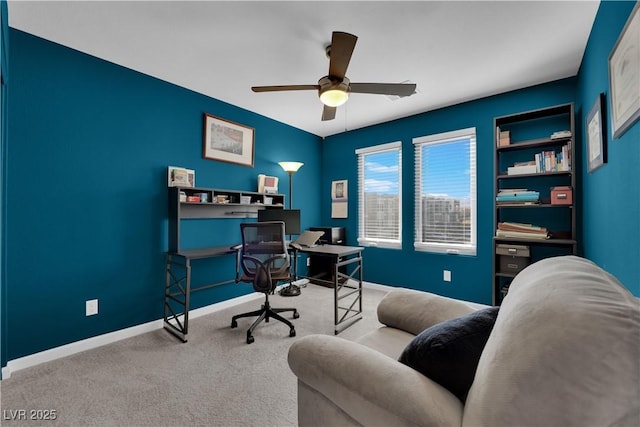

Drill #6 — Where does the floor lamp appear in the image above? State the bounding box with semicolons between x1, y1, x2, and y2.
278;161;304;296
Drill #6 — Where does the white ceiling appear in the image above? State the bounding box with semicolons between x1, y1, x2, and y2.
8;0;600;137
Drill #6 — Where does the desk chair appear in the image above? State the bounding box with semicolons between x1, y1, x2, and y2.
231;221;299;344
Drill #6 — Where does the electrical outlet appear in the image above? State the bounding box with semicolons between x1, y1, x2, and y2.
86;299;98;316
443;270;452;282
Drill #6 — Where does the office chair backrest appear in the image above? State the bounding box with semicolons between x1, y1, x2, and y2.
240;221;290;293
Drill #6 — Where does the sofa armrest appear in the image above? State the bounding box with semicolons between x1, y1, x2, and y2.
377;289;481;336
288;334;463;427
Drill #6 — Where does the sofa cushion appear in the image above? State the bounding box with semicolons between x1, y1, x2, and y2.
398;306;499;402
377;289;481;336
464;256;640;426
356;326;416;360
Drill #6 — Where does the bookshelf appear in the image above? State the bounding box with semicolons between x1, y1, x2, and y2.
493;103;578;304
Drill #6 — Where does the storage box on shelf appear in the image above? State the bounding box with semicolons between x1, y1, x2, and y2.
493;103;578;304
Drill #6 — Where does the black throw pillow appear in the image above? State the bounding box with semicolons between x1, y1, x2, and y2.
398;306;500;402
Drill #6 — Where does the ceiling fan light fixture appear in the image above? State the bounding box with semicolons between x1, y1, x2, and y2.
320;89;349;107
319;76;350;107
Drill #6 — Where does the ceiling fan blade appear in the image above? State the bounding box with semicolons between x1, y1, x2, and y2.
322;105;336;121
328;32;358;79
252;85;319;93
349;82;416;96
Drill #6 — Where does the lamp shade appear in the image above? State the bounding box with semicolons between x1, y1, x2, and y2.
320;89;349;107
278;161;304;173
318;76;350;108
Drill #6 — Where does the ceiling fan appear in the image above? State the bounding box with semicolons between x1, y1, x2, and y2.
251;31;417;121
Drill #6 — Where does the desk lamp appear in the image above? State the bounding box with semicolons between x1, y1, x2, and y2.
278;161;304;297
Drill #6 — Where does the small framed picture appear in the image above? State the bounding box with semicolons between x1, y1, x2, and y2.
586;93;607;173
168;166;195;187
203;113;255;167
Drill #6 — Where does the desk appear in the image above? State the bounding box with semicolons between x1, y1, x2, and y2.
291;244;364;334
164;246;239;342
164;243;364;341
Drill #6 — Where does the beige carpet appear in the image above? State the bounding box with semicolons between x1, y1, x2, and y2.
0;284;388;427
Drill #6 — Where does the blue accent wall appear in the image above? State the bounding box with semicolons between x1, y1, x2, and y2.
320;1;639;300
6;29;321;360
1;0;8;372
576;0;639;295
3;1;639;365
322;80;577;304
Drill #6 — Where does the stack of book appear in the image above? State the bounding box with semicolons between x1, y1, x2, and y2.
496;222;549;239
496;189;540;205
550;130;572;140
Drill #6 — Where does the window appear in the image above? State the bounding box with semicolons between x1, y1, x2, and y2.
413;128;476;255
356;141;402;249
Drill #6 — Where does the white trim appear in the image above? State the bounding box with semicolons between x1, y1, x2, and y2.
0;284;398;380
355;140;401;155
412;127;476;145
1;292;262;379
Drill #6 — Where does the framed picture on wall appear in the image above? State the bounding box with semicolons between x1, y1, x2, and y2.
202;113;255;167
586;93;607;173
608;2;640;139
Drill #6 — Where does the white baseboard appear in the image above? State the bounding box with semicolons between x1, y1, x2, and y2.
1;292;262;380
1;283;394;380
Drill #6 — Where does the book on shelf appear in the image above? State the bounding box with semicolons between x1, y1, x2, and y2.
534;148;570;173
550;130;572;140
498;222;547;232
504;143;572;175
496;230;550;239
496;221;549;239
496;201;540;206
496;189;540;201
507;162;537;175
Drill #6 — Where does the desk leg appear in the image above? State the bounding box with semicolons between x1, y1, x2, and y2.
163;254;191;342
333;253;363;334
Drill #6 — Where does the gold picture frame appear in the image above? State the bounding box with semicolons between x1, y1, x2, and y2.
202;113;255;167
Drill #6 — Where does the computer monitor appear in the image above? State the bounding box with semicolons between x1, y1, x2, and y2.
257;209;301;235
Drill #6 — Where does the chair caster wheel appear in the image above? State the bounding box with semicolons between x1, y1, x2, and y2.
246;335;255;344
293;311;300;319
231;320;238;328
290;329;296;337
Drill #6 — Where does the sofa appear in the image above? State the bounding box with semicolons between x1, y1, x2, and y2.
288;256;640;426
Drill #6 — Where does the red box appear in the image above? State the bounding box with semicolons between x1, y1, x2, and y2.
551;186;573;205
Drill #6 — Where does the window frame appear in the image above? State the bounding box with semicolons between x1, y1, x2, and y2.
413;127;477;256
355;141;402;249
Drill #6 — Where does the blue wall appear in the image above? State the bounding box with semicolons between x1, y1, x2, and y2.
576;0;639;295
5;30;322;360
320;0;639;300
322;80;577;304
1;0;8;372
3;1;639;365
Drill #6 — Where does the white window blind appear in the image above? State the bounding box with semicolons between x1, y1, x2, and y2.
413;128;476;255
355;141;402;249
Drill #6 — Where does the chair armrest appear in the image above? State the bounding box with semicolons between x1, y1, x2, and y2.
288;335;463;427
377;289;481;336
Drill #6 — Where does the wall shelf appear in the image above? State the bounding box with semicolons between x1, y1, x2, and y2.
168;186;284;252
